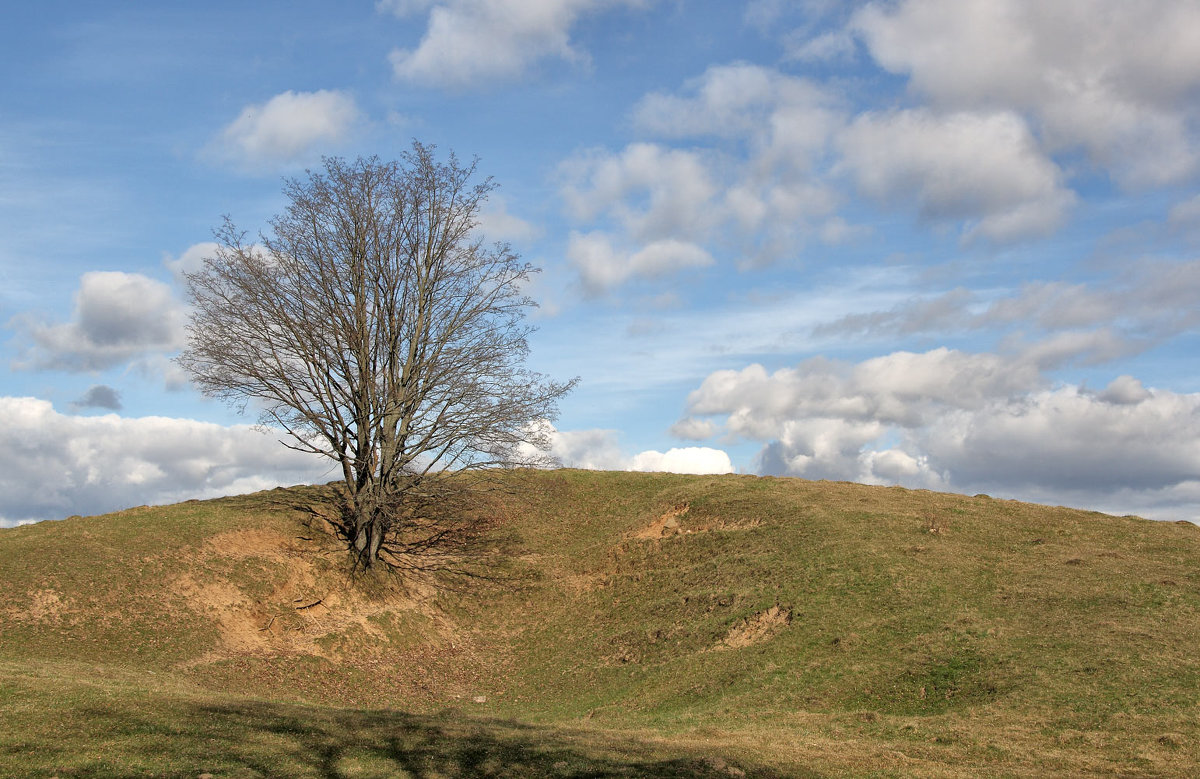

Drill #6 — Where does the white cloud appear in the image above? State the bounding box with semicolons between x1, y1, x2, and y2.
163;242;219;285
1098;375;1152;406
13;271;186;372
561;143;719;244
215;90;361;166
1007;328;1143;371
472;196;542;244
523;421;733;476
0;397;331;526
681;350;1200;521
632;63;842;158
755;416;888;482
980;281;1113;330
385;0;646;88
558;65;849;284
668;416;718;440
784;30;857;62
631;63;844;223
859;448;945;488
920;383;1200;495
852;0;1200;187
629;447;734;475
133;353;194;392
567;231;713;294
533;423;628;470
839;109;1075;242
686;349;1044;435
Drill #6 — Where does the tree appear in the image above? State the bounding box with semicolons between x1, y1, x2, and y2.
179;143;575;570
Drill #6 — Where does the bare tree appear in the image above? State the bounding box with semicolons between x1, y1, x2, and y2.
179;143;574;569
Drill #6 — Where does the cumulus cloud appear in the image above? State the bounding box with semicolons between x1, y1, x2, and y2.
163;242;219;284
561;143;719;244
567;231;713;294
1098;375;1152;406
558;64;849;286
838;109;1075;242
70;384;122;412
556;4;1200;289
12;271;186;372
920;383;1200;495
629;447;734;475
852;0;1200;187
632;63;846;249
681;351;1200;520
472;196;542;244
215;90;361;166
632;62;843;161
688;350;1043;430
531;423;628;470
0;397;331;526
668;416;718;440
754;416;891;483
523;421;734;475
385;0;646;88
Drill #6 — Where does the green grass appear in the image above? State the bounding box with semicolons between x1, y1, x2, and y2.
1;660;776;778
3;470;1200;776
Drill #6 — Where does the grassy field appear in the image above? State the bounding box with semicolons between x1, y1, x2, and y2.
2;470;1199;776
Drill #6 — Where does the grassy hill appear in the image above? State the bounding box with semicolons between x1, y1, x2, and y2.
2;470;1199;777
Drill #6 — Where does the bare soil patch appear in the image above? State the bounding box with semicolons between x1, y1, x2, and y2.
715;605;792;650
8;589;71;623
207;528;297;560
632;504;762;541
172;526;457;664
633;504;690;540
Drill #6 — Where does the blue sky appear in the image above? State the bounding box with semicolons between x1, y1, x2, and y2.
3;0;1200;525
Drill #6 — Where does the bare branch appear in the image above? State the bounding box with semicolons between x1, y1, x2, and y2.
178;145;575;570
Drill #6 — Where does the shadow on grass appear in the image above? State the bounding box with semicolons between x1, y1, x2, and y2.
39;698;800;778
261;481;530;594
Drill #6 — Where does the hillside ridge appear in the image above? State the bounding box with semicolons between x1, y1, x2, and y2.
3;470;1199;776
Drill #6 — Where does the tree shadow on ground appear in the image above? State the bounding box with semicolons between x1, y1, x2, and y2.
261;481;528;593
47;698;803;778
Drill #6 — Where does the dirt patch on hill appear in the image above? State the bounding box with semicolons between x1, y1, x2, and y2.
7;588;71;623
207;528;298;560
715;605;792;650
634;504;690;540
172;526;456;664
177;569;364;657
632;504;763;541
172;573;269;654
173;566;451;662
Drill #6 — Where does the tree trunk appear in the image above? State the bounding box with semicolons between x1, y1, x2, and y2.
352;511;385;568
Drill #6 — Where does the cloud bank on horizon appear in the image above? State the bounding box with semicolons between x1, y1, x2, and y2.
2;0;1199;525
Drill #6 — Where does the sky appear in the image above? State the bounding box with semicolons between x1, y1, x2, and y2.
2;0;1200;526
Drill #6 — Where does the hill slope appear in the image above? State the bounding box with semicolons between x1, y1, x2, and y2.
3;470;1199;776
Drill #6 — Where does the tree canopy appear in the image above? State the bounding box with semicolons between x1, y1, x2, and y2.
179;143;574;569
